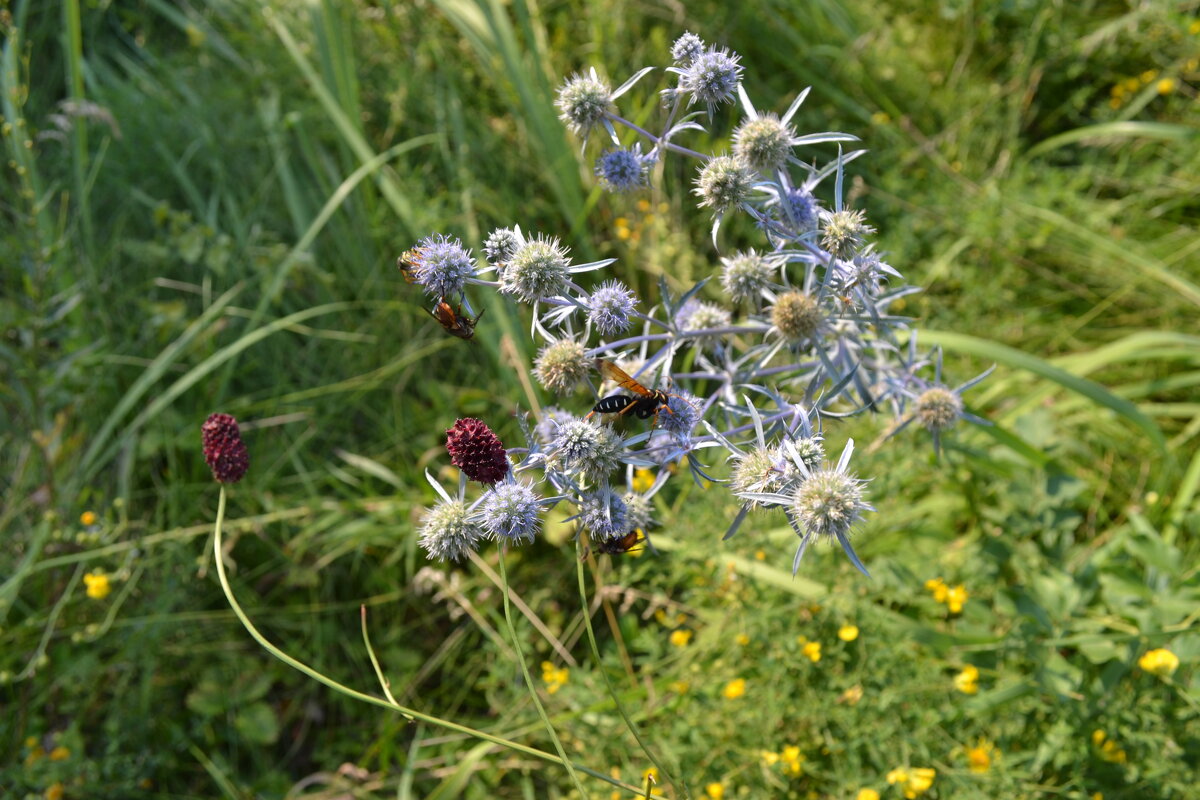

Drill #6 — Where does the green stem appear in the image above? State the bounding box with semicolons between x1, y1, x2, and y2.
212;488;645;794
576;539;687;798
496;544;590;799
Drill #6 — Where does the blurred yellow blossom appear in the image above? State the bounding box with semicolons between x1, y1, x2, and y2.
888;767;936;798
760;750;780;767
1140;69;1159;83
540;661;568;694
704;782;725;799
965;740;998;773
1138;648;1179;676
670;629;693;647
669;680;690;694
925;577;948;602
45;783;65;800
838;624;859;642
954;664;980;694
83;571;111;600
945;584;969;613
632;468;654;492
735;633;750;646
856;790;880;800
80;510;97;526
802;641;822;663
781;745;804;776
48;745;70;761
636;198;652;213
1157;78;1177;95
837;684;864;705
722;678;746;699
754;549;766;560
1091;729;1107;746
642;766;658;786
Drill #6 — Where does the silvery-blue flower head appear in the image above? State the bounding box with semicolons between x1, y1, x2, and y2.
595;146;652;193
676;298;731;346
733;113;794;174
681;47;743;111
499;234;570;303
419;499;487;562
587;280;637;336
556;69;614;137
412;233;475;298
656;391;701;437
535;406;577;445
479;481;543;544
780;187;819;233
484;227;520;268
579;491;629;541
622;491;654;532
552;418;623;482
694;156;753;215
719;249;774;303
671;31;705;65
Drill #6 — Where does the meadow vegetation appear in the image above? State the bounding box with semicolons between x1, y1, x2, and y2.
2;1;1198;798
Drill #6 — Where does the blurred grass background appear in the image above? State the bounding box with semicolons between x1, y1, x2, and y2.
2;0;1198;797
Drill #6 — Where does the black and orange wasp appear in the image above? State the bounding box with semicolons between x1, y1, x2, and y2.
427;297;484;340
582;529;645;559
587;359;685;423
397;249;421;283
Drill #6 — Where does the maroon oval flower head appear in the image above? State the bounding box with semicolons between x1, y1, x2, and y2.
202;413;249;483
446;418;508;485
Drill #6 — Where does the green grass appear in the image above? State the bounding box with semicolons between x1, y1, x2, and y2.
2;0;1198;798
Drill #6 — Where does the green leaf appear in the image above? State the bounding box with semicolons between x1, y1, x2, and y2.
234;701;280;745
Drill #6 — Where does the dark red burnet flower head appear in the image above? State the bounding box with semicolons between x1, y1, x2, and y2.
446;418;508;485
202;413;249;483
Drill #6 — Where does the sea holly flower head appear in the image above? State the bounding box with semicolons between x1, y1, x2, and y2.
678;46;744;114
534;406;577;445
534;338;591;394
551;418;623;482
670;31;705;65
770;290;824;344
788;439;872;576
676;298;731;344
694;155;754;215
499;234;570;303
478;480;543;544
733;113;794;174
483;226;521;268
595;145;653;192
719;249;775;304
410;233;476;298
820;208;875;259
656;391;701;437
556;67;613;137
578;490;629;540
622;490;654;532
419;499;487;562
586;280;638;336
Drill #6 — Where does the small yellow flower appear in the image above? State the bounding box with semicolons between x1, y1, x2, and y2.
856;790;880;800
945;584;969;614
83;571;111;600
48;745;70;761
722;678;746;699
754;549;766;561
1191;19;1200;35
1122;77;1141;92
632;468;655;492
1140;69;1159;84
704;782;725;799
781;745;804;776
1093;793;1104;800
735;633;750;646
886;768;909;786
870;111;891;125
1137;648;1179;676
670;629;693;647
802;641;822;663
642;766;658;785
906;767;936;797
1156;78;1177;95
838;624;859;642
45;782;65;800
541;661;569;694
669;680;690;694
954;664;980;695
1099;740;1127;764
1091;729;1107;746
965;740;998;774
636;199;652;213
837;685;864;705
925;577;948;603
80;510;97;526
761;750;780;766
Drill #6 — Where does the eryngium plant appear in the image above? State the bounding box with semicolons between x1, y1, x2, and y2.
410;32;991;576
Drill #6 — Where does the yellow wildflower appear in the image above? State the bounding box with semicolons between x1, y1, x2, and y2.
636;198;652;213
1140;69;1159;83
838;624;859;642
1092;729;1107;746
1099;740;1127;764
735;633;750;646
754;549;766;560
906;768;936;797
670;629;693;648
83;571;111;600
722;678;746;699
802;641;822;663
965;740;998;774
45;782;65;800
870;111;890;125
48;745;70;761
80;510;97;526
781;745;804;776
1191;19;1200;34
925;577;948;603
1157;78;1177;95
954;664;980;695
632;468;654;492
540;661;568;694
857;791;881;800
886;768;909;786
1137;648;1179;676
838;684;864;705
669;680;689;694
760;750;780;767
945;584;969;614
642;766;658;786
704;782;725;799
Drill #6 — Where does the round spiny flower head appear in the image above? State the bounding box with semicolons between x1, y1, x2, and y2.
820;209;875;259
779;187;819;233
201;412;249;483
771;291;823;343
556;70;614;137
671;31;705;65
622;491;654;532
479;481;542;544
446;418;509;485
534;406;577;445
694;156;754;215
595;146;652;192
791;467;869;542
552;418;623;482
656;391;701;437
733;114;794;174
499;234;570;303
719;249;774;303
534;338;591;395
681;47;743;110
915;387;964;433
793;437;825;471
587;280;637;336
677;298;731;348
730;446;795;507
483;227;520;268
579;492;629;541
419;499;486;562
411;233;475;298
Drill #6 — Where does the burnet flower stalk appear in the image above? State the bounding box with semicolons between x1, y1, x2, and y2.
408;31;992;578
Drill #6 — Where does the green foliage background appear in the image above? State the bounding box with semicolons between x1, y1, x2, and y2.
2;0;1198;798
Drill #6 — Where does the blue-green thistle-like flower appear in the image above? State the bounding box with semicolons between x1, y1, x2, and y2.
552;418;623;482
622;491;654;532
789;440;873;576
729;445;797;509
556;68;614;137
679;47;743;112
579;491;629;541
677;298;731;333
889;352;993;456
499;234;570;303
779;186;819;233
534;338;591;395
657;391;701;437
771;290;824;344
419;499;487;562
534;406;577;445
694;156;753;215
479;481;543;544
587;280;637;336
820;208;875;259
792;436;825;470
732;113;794;174
483;226;520;268
719;249;774;303
595;145;653;192
411;233;475;298
671;31;705;65
915;387;963;434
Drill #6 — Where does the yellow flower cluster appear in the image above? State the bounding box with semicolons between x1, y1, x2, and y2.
801;640;822;663
838;624;859;642
704;782;725;799
954;664;980;695
1092;730;1127;764
1137;648;1179;676
722;678;746;699
540;661;568;695
761;744;804;776
83;571;111;600
886;767;936;799
669;629;693;647
965;739;998;774
925;577;968;613
632;468;655;493
80;510;97;526
856;790;880;800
